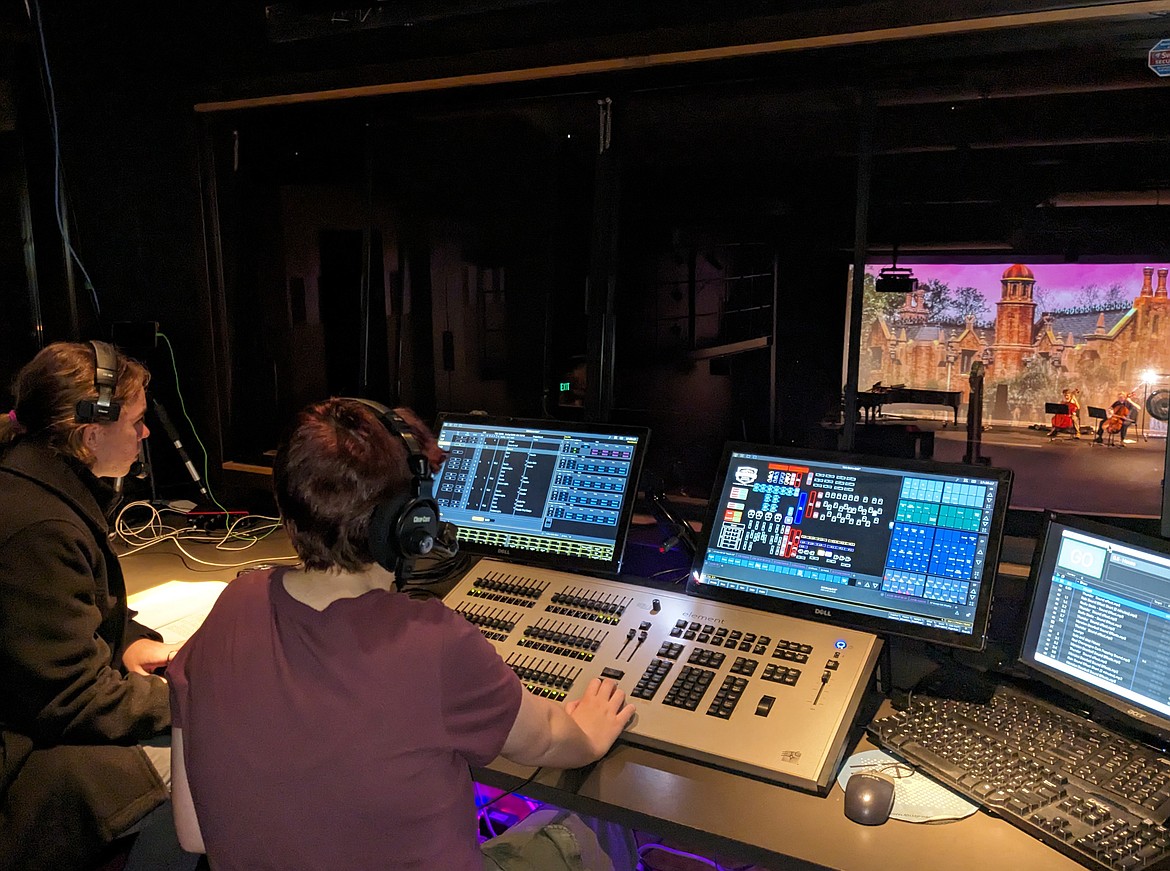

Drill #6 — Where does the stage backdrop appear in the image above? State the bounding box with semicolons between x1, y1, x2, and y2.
853;262;1170;431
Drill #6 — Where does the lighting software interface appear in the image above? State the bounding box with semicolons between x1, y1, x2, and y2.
434;417;645;569
1021;518;1170;720
692;449;1006;641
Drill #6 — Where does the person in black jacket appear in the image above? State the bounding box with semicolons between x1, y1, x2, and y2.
0;342;196;871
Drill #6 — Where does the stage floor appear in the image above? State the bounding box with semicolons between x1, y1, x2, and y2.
931;423;1165;517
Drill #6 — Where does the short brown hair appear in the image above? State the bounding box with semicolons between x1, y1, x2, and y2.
2;342;149;464
273;399;442;572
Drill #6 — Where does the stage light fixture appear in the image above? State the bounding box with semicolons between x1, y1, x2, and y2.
875;267;918;294
874;246;917;294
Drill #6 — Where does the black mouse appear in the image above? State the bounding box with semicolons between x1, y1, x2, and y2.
844;770;896;825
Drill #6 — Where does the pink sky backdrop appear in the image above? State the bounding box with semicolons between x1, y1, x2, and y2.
866;262;1167;311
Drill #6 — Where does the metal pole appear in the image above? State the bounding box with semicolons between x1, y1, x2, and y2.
586;96;619;422
841;88;875;452
769;248;779;444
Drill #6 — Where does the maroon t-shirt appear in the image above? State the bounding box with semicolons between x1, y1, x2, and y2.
169;568;523;871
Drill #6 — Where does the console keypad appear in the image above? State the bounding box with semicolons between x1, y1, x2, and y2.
707;675;749;719
663;666;715;710
632;658;673;700
761;663;802;686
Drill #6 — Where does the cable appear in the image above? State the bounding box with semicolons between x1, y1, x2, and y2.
28;0;102;319
636;842;724;870
119;532;297;569
157;332;229;516
475;768;543;814
474;785;502;839
649;567;691;585
398;552;474;591
112;502;297;568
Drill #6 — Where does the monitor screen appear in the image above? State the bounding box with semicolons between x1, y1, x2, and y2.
687;444;1013;650
433;413;649;575
1019;513;1170;743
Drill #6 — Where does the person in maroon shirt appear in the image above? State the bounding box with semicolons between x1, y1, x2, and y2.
168;398;635;870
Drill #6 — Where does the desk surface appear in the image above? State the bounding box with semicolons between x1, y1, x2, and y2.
117;532;300;597
119;536;1077;871
477;723;1082;871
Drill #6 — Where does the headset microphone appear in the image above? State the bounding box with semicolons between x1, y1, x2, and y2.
430;521;461;561
129;440;150;480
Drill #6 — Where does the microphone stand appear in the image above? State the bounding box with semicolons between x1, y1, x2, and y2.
646;486;698;557
151;398;210;501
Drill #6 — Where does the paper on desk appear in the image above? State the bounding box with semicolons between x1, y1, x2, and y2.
838;749;978;823
127;580;227;643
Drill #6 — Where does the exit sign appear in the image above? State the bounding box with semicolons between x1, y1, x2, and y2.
560;381;571;392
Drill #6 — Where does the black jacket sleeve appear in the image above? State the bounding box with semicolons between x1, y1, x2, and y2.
0;519;169;744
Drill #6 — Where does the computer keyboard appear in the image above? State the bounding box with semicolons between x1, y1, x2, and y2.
868;685;1170;870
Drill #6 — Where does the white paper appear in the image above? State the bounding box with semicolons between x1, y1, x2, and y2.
127;580;227;643
838;749;978;823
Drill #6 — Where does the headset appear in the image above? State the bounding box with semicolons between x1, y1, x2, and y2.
75;340;122;423
349;399;449;572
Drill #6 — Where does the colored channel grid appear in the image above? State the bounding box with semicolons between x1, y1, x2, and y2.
901;477;987;509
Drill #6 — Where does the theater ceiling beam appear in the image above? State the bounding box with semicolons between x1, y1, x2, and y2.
195;0;1170;112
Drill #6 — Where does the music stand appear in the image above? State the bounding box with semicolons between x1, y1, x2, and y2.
1044;403;1071;416
1087;406;1108;421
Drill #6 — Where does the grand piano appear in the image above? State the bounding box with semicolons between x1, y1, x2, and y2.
856;385;963;424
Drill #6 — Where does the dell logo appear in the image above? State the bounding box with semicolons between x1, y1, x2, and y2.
815;608;833;617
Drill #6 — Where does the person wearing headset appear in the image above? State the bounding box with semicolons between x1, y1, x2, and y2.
167;397;637;870
0;341;196;871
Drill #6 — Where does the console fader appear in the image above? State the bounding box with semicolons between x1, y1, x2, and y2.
443;558;883;794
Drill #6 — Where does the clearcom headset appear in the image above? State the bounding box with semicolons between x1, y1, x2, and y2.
348;399;444;571
75;341;121;423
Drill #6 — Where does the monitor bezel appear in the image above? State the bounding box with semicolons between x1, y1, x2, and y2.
1018;511;1170;745
433;412;650;576
686;442;1014;651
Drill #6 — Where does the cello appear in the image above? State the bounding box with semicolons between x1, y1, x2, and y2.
1104;389;1139;435
1048;388;1079;438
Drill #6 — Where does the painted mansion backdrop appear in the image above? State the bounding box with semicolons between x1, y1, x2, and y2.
858;263;1170;429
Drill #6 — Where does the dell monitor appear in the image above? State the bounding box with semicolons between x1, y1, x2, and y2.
433;413;649;576
1018;513;1170;745
688;444;1013;650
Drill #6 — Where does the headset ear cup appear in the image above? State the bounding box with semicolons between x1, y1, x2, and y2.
368;493;441;569
79;340;121;423
403;498;439;557
368;495;410;570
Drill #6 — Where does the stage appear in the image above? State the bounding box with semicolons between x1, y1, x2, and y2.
929;423;1164;517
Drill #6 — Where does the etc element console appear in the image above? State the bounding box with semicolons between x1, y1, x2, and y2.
443;558;882;794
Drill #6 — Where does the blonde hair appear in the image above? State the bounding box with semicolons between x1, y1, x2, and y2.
2;342;149;465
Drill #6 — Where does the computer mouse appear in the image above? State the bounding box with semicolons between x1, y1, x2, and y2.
844;770;896;826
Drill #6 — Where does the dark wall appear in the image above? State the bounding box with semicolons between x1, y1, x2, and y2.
7;1;1161;509
1;2;225;500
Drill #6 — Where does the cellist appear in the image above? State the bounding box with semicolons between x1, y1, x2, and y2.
1094;391;1140;443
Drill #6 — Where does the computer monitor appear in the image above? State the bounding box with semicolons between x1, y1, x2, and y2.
433;413;649;576
1018;513;1170;744
687;444;1013;650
